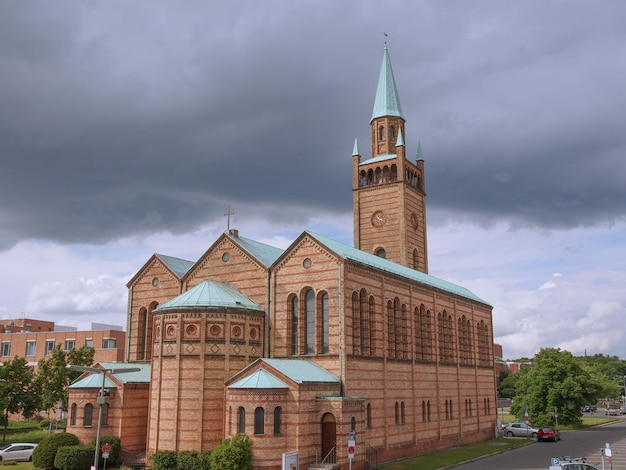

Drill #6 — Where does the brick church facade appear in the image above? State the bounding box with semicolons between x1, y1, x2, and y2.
119;45;496;469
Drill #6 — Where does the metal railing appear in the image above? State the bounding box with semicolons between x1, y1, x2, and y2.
365;442;378;469
321;446;336;464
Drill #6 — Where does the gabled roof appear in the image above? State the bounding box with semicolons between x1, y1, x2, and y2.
99;362;151;383
224;231;283;268
371;45;404;123
69;374;117;389
68;362;151;388
305;231;490;306
155;254;194;278
227;358;340;388
262;358;340;384
126;252;193;287
228;368;289;389
154;280;264;313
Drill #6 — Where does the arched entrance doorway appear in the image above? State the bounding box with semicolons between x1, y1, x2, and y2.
321;413;336;463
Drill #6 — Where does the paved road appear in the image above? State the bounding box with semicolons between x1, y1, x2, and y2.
454;418;626;470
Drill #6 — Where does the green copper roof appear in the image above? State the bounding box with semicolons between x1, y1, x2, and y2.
155;253;194;278
261;359;340;384
352;138;360;156
68;362;151;388
154;280;264;313
307;231;490;306
69;374;116;389
225;231;284;268
371;45;405;123
228;368;289;389
359;154;397;165
99;362;151;383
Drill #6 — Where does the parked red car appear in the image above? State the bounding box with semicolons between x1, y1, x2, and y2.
537;426;561;442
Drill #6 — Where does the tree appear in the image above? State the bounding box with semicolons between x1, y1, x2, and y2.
0;356;38;442
34;345;94;416
511;348;605;426
498;371;519;399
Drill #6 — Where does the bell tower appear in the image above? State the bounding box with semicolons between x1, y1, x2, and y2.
352;45;428;273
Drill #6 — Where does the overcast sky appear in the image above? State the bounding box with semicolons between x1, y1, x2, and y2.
1;1;624;361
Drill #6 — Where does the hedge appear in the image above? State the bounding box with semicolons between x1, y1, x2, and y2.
32;432;80;469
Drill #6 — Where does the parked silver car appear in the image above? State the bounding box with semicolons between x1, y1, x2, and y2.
502;422;539;438
0;443;38;462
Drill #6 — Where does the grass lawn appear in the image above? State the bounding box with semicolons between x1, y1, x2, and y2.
380;438;531;470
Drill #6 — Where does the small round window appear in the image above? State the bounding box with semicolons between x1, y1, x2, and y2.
303;258;312;269
222;253;230;262
152;277;159;286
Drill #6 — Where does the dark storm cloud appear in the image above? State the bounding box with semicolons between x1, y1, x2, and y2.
1;1;625;251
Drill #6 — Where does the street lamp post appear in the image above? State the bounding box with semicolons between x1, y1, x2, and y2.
67;365;140;470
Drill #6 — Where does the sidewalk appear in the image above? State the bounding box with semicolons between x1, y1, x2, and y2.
580;434;626;469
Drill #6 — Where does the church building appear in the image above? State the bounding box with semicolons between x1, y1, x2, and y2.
122;45;497;469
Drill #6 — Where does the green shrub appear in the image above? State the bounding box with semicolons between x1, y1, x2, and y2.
32;432;80;469
152;450;178;470
87;434;121;466
209;434;252;470
177;450;211;470
39;418;51;429
53;445;93;470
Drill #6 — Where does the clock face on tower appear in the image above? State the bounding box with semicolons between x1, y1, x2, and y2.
371;210;387;227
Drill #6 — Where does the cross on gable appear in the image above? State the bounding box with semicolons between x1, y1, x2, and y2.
224;206;235;230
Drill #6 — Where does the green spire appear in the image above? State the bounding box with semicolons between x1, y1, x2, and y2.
370;45;405;123
352;137;360;156
395;128;404;147
416;141;424;161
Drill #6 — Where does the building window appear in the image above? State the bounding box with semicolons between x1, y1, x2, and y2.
273;407;282;435
102;338;116;349
394;402;399;425
320;292;329;354
379;126;385;141
351;416;356;432
1;342;10;357
237;407;245;434
366;403;372;428
25;341;36;356
375;247;386;258
401;402;405;424
70;403;77;426
84;404;93;427
305;289;315;354
85;339;93;348
254;407;264;435
45;340;55;356
64;340;75;351
290;296;298;355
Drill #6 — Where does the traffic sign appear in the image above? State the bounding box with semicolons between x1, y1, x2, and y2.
348;438;355;460
102;443;111;454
